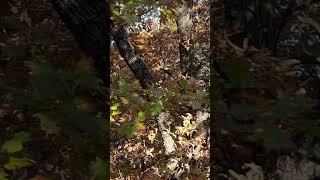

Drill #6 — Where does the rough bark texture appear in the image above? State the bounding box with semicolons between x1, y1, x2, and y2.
173;3;195;75
111;23;154;88
51;0;109;86
157;111;176;155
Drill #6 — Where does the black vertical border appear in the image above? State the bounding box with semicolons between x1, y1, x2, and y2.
210;0;224;179
106;0;111;178
209;0;215;178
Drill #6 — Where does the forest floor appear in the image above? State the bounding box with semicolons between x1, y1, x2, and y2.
110;28;210;179
110;2;212;179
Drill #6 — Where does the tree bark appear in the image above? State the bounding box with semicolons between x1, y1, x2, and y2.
111;23;154;88
172;3;195;75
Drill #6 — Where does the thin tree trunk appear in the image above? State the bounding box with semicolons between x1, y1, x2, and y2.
111;23;154;88
172;3;195;75
172;1;210;88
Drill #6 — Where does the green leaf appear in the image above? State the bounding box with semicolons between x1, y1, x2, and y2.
124;1;138;10
118;124;135;138
119;81;130;95
111;103;119;111
130;94;142;104
195;91;205;99
37;113;59;134
169;22;177;31
224;57;250;88
179;79;188;91
112;9;120;17
160;7;173;24
121;14;139;24
4;157;33;170
135;121;145;130
1;132;31;153
110;116;115;123
191;102;202;110
121;97;129;105
90;157;108;180
138;111;145;120
149;103;163;116
111;110;120;116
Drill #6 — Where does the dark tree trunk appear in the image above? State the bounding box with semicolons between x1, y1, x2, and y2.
111;23;154;88
51;0;109;86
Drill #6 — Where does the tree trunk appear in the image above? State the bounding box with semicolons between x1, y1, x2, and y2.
51;0;109;86
111;23;154;88
172;3;195;75
171;1;210;88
